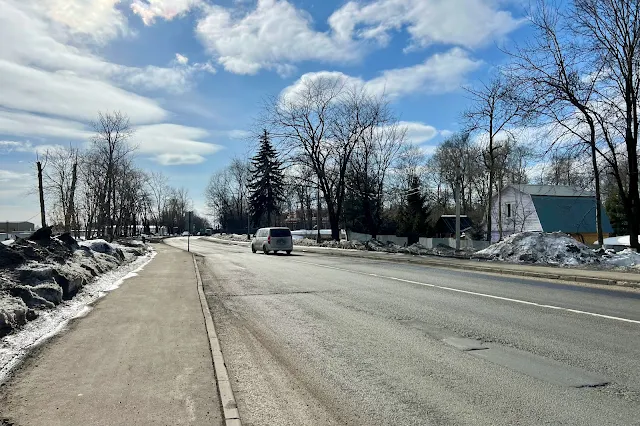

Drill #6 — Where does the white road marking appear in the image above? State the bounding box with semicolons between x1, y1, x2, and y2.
293;260;640;325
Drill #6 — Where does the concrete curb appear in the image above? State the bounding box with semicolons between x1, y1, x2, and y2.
202;237;640;289
192;255;242;426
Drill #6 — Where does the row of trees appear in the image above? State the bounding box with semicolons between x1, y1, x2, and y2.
208;0;640;247
425;0;640;246
39;111;208;240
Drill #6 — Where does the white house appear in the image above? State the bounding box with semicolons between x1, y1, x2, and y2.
490;184;613;243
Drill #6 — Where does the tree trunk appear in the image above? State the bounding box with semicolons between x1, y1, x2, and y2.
486;169;494;242
497;178;503;241
65;160;78;234
589;128;603;246
37;161;46;229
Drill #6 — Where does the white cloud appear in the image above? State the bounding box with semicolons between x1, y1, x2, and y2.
0;60;167;124
328;0;523;50
366;48;483;97
281;48;482;103
0;0;213;112
226;130;252;140
0;167;37;221
116;61;216;94
196;0;360;75
440;129;454;138
400;122;438;144
0;169;32;183
0;140;63;155
175;53;189;65
132;124;223;165
132;0;202;25
42;0;129;44
0;110;92;140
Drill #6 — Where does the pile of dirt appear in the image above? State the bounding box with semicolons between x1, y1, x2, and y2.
0;232;148;337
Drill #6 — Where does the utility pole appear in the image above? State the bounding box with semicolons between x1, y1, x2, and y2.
455;182;461;251
187;211;192;252
37;160;46;229
316;183;321;243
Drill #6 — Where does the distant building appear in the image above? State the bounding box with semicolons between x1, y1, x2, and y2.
490;184;613;244
2;221;35;232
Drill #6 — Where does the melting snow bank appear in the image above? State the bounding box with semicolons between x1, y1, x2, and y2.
0;250;155;383
475;232;640;269
0;235;151;338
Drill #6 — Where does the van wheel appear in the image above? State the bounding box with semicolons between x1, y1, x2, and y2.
263;246;269;255
286;250;292;255
251;245;256;253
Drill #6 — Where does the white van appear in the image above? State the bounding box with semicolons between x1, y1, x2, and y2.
252;227;293;255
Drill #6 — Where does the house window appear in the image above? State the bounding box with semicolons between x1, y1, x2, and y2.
506;203;512;218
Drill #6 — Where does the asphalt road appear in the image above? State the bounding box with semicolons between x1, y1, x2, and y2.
168;237;640;426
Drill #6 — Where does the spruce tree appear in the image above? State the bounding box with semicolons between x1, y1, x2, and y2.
249;130;285;226
398;176;431;236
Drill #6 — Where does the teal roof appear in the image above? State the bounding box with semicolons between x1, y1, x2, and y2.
531;195;613;234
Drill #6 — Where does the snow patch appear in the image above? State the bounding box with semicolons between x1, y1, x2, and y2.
476;231;640;269
0;251;156;383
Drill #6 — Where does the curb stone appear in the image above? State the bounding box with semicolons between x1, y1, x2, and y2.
201;237;640;289
192;255;242;426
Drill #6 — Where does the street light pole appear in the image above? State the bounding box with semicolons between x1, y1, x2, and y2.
188;211;192;252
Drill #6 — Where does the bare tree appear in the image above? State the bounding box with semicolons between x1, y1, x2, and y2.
43;146;79;233
148;171;169;234
346;114;406;238
572;0;640;248
463;75;521;241
90;111;135;240
507;0;606;245
265;76;394;240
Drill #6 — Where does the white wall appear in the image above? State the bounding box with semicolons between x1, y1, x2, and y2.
491;186;542;241
348;231;408;246
418;237;490;251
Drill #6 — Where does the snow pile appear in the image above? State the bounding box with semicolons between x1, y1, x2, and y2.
0;251;154;383
0;234;149;337
1;240;14;246
78;239;118;254
321;240;365;250
475;232;599;266
214;233;250;242
604;249;640;268
294;238;320;247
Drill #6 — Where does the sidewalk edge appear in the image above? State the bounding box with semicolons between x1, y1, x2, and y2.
192;255;242;426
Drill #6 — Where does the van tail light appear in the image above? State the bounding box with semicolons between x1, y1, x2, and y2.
268;236;271;244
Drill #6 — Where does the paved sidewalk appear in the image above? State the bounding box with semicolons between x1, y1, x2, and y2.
0;244;221;426
204;236;640;288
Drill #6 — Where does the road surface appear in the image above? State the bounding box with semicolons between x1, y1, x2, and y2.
168;237;640;425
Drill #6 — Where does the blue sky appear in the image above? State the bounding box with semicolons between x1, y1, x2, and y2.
0;0;530;221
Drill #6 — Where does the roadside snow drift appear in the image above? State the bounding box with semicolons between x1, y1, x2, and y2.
0;233;149;337
476;231;640;269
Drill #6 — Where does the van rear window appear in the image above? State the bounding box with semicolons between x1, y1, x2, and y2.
270;229;291;237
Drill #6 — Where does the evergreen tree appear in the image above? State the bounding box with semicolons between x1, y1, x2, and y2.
398;175;432;237
249;130;285;226
605;188;627;236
